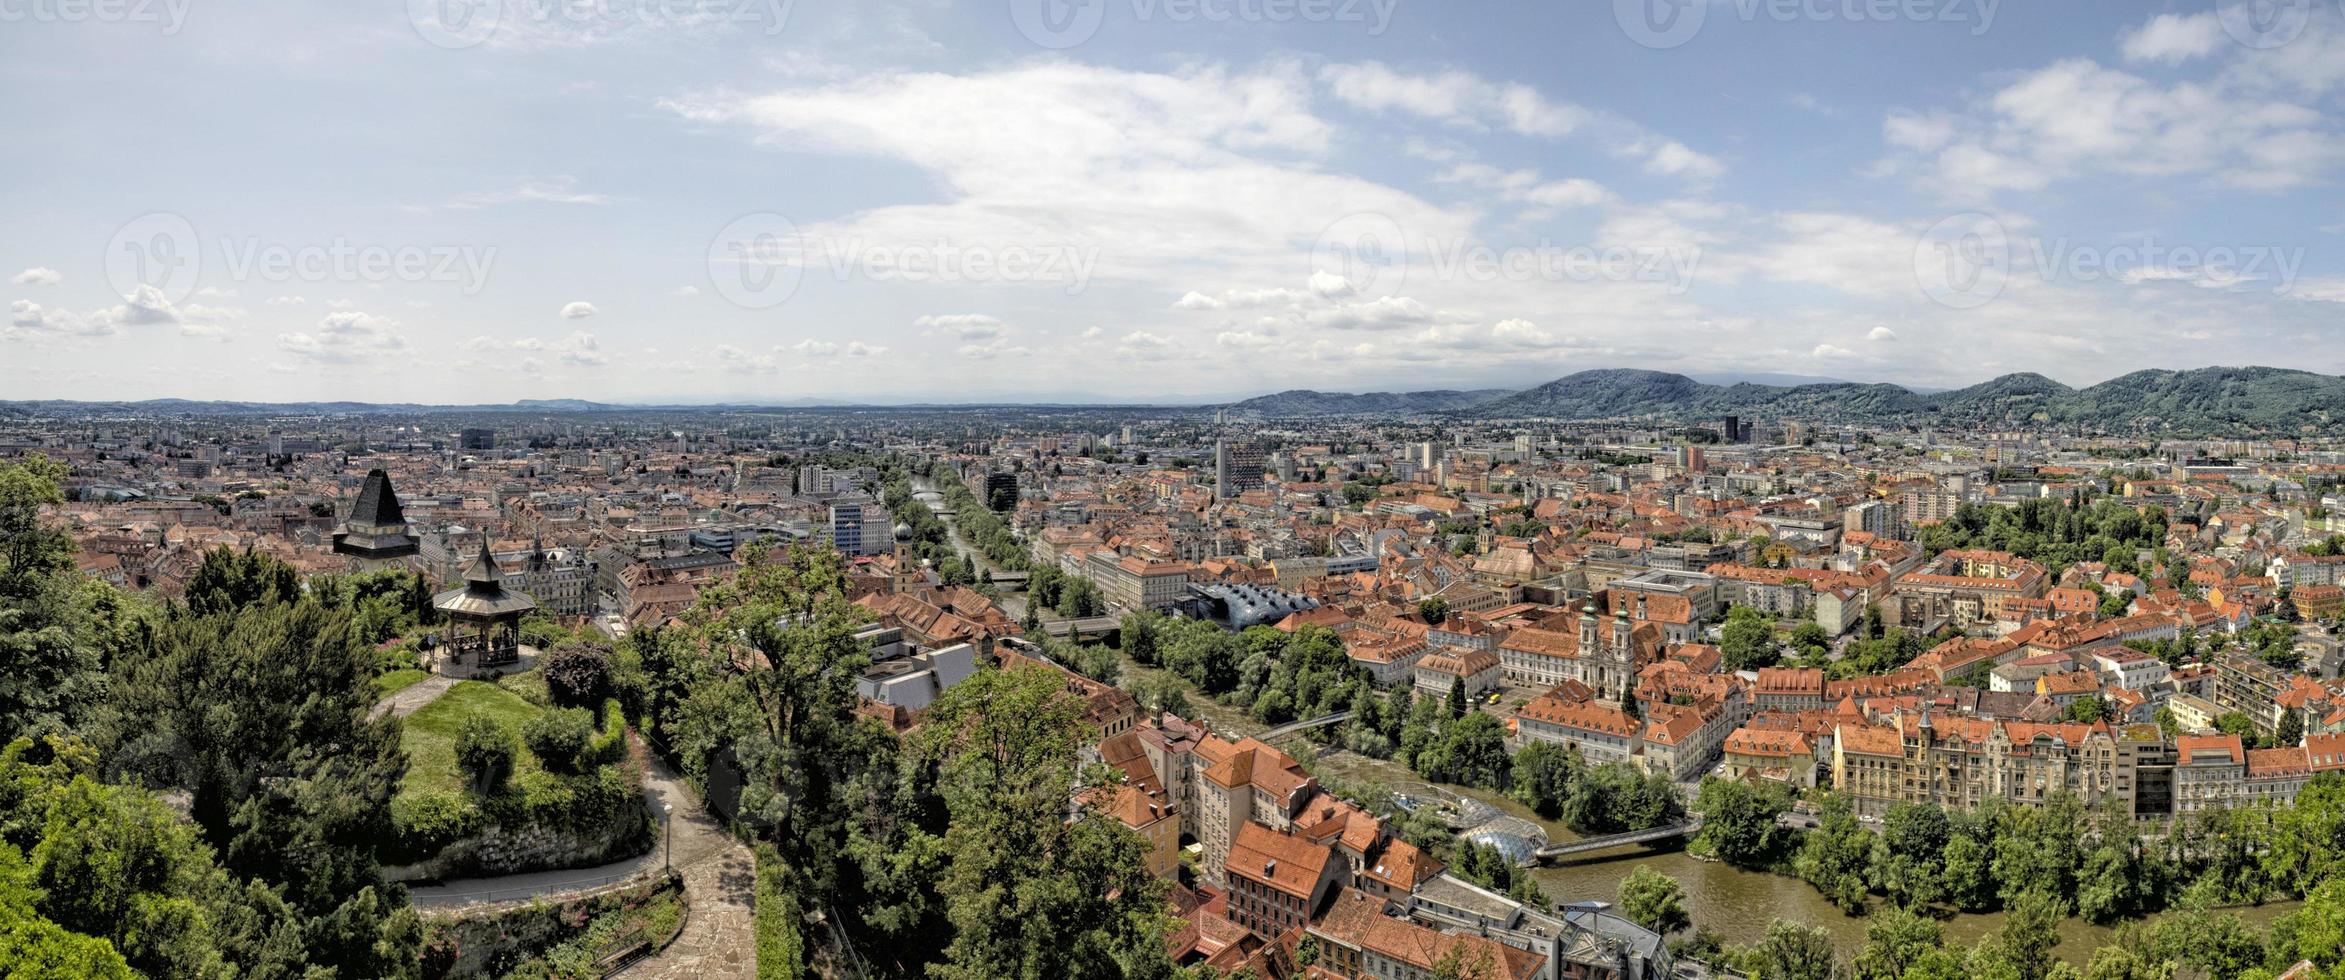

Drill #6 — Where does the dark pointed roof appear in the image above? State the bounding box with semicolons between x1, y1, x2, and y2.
332;468;420;561
350;468;406;526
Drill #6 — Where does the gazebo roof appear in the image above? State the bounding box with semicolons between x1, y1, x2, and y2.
434;541;538;618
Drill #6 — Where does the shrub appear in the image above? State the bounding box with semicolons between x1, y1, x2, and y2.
522;708;596;775
454;716;516;794
755;846;804;980
541;642;615;709
389;790;484;865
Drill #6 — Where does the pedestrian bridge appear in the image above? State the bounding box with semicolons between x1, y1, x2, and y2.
1529;816;1703;864
1255;710;1353;742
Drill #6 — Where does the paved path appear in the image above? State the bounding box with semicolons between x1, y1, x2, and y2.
369;674;457;722
406;744;757;978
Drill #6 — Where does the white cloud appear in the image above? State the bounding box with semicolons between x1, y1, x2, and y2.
671;285;701;298
1882;111;1956;153
462;331;607;366
1490;318;1551;345
2120;13;2225;65
1866;326;1899;341
1638;140;1725;181
1319;62;1589;138
1890;46;2345;197
278;311;408;363
663;61;1462;293
711;343;778;374
560;301;598;319
422;176;608;211
11;267;59;286
1813;343;1857;359
265;295;306;306
915;313;1004;339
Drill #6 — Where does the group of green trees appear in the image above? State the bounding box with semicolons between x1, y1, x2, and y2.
1027;564;1105;619
611;545;1183;979
1125;613;1367;730
1507;741;1683;834
1916;496;2169;576
1710;776;2345;921
875;477;982;588
1685;877;2345;980
0;455;428;977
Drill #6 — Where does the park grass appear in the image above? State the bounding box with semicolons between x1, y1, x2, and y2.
372;668;432;701
398;679;545;800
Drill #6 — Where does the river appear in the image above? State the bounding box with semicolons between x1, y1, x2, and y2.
1038;541;2302;965
1303;750;2299;965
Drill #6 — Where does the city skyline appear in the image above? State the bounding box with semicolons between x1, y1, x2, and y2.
8;1;2345;403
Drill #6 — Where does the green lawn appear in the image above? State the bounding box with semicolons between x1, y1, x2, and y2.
371;668;432;701
398;680;544;799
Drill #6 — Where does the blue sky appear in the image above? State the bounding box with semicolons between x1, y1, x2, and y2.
5;0;2344;403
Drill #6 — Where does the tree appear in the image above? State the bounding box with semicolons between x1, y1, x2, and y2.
521;707;596;774
1447;676;1468;719
0;455;73;595
540;641;615;709
2278;707;2304;748
1418;597;1449;626
1694;778;1793;867
1852;906;1942;980
1618;866;1690;936
455;716;516;793
0;456;121;744
1751;919;1838;980
1877;802;1951;909
916;665;1172;980
1795;794;1878;914
1509;740;1581;819
1721;606;1782;672
1120;610;1160;665
1994;889;2065;980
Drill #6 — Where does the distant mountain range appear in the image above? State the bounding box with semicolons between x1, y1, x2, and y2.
1458;366;2345;435
1221;388;1516;416
8;366;2340;435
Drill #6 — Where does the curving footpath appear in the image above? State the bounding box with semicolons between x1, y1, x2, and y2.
374;675;755;977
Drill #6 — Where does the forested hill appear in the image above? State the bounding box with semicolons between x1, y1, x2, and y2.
1461;366;2345;435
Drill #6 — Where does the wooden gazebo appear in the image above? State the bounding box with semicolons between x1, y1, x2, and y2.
433;541;537;668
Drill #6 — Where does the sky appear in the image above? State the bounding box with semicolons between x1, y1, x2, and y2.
4;0;2345;405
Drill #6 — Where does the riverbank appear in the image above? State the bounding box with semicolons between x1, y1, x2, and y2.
1105;643;2302;965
